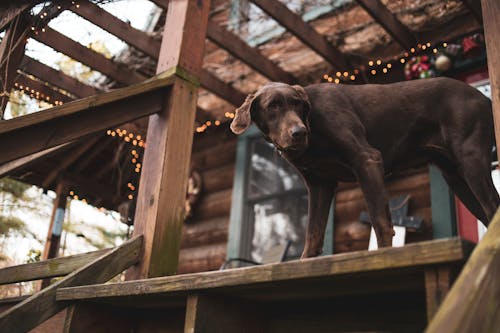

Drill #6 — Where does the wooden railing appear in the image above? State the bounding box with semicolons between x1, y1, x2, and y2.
426;208;500;332
0;236;142;333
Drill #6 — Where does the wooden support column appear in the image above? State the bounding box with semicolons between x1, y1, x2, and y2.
424;266;452;322
126;0;211;280
0;14;29;118
482;0;500;164
42;181;68;262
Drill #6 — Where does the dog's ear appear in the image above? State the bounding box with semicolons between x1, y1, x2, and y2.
231;93;255;134
292;85;310;110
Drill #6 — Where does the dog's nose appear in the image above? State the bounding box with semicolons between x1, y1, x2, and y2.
291;126;307;138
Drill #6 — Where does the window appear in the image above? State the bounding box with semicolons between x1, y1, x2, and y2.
228;126;334;265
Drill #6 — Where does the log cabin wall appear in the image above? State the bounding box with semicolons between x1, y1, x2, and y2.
178;126;237;274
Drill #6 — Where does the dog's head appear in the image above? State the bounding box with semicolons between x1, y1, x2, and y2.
230;82;311;153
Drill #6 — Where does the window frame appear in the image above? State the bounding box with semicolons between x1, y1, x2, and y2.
227;125;335;262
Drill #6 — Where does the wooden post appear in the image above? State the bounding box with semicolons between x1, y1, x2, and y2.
40;180;67;288
0;14;29;119
126;0;211;280
482;0;500;164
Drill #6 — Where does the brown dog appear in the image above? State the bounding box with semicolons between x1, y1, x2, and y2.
231;77;499;258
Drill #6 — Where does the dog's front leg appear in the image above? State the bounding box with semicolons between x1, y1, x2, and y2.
354;150;394;247
301;178;337;258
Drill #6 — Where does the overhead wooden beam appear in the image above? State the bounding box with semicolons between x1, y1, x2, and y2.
250;0;350;70
0;235;142;333
73;136;114;173
355;0;417;50
126;0;211;280
206;20;295;83
14;74;73;104
70;1;160;59
64;171;117;204
32;26;146;86
42;136;100;189
461;0;483;23
0;14;30;118
200;70;246;107
0;4;31;33
0;70;176;165
20;56;101;97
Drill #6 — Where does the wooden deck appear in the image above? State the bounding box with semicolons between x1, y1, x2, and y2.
56;238;472;332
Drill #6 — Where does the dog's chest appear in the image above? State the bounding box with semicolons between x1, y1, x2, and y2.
284;152;356;182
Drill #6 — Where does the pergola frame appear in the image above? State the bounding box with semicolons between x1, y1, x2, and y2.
0;0;497;331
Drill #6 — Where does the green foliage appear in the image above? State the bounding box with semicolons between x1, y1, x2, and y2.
0;178;30;200
25;249;41;264
0;215;26;237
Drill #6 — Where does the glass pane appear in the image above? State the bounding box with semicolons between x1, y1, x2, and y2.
249;195;308;262
247;137;305;199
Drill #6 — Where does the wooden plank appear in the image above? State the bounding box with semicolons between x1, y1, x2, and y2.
0;248;110;285
0;14;29;117
125;0;211;280
20;56;101;98
32;26;146;86
0;235;142;333
0;142;73;178
424;266;452;322
483;0;500;164
185;294;268;333
355;0;417;50
461;0;483;23
426;210;500;331
70;1;160;59
199;68;246;107
14;74;73;104
250;0;350;70
0;70;176;165
206;20;295;83
0;4;31;32
58;238;471;301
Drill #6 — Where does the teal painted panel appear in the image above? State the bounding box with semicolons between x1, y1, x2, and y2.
429;165;457;238
322;199;335;255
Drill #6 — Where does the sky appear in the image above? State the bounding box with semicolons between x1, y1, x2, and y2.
1;0;159;267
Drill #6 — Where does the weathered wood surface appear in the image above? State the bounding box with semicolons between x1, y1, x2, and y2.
426;179;500;329
0;236;142;333
206;20;295;84
424;266;453;322
195;188;232;221
178;242;227;274
181;217;229;248
0;249;110;285
199;70;246;107
58;238;471;301
0;69;176;165
250;0;350;70
483;0;500;164
355;0;417;50
126;0;211;280
191;139;237;170
461;0;483;23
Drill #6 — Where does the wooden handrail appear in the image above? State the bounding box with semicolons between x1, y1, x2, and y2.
0;235;142;333
426;209;500;332
0;248;110;285
0;67;182;166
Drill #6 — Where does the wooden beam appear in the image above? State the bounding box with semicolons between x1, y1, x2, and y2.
0;14;29;118
58;238;471;301
0;248;110;285
20;56;101;97
126;0;211;280
355;0;417;50
461;0;483;23
14;74;73;104
482;0;500;164
200;70;246;107
70;1;160;59
0;70;176;165
0;142;73;178
206;20;295;83
426;209;500;331
0;4;31;33
42;137;100;189
250;0;350;70
42;180;68;263
73;136;113;173
0;235;142;333
32;26;146;86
